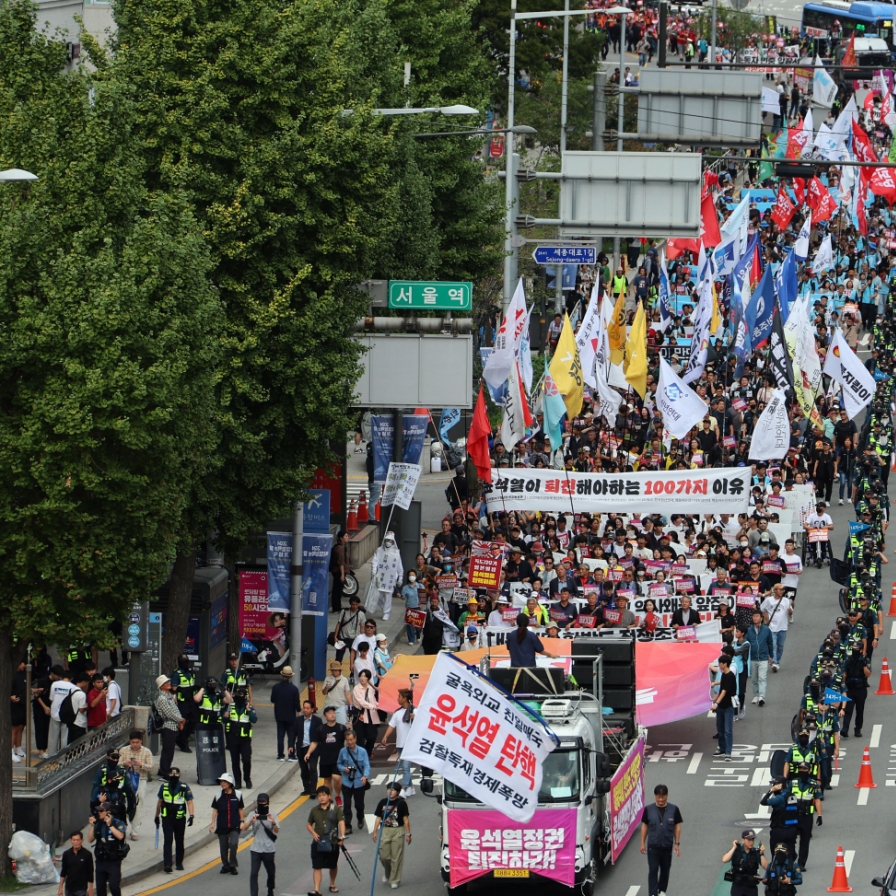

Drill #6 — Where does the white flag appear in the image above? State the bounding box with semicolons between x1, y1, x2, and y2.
593;295;623;421
483;279;528;389
749;389;791;460
401;653;558;822
812;234;833;273
813;55;838;109
501;361;531;452
682;279;713;385
656;358;708;440
519;302;534;394
822;329;877;420
794;211;812;261
800;107;814;158
576;284;601;389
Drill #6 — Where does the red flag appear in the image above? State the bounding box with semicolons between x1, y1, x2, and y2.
864;90;876;112
851;119;878;183
703;170;720;191
468;386;493;484
793;177;805;206
857;174;869;235
787;119;810;159
842;33;857;68
666;238;700;260
807;176;836;222
770;183;796;230
750;244;762;286
700;189;722;247
870;166;896;205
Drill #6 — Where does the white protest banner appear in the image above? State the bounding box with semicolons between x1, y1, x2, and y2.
656;358;708;440
381;462;422;510
822;329;876;420
401;653;558;822
749;388;790;460
483;467;750;516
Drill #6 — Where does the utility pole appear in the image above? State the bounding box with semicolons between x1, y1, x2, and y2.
289;500;303;681
502;0;519;310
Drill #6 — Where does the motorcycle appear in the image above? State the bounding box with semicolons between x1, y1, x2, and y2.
342;565;359;598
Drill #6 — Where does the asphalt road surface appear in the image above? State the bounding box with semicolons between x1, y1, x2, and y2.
133;498;895;896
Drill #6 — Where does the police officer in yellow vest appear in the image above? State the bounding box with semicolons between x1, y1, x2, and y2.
193;677;233;730
612;268;628;301
224;687;257;790
171;654;198;753
154;767;195;874
222;652;252;703
66;646;93;683
788;763;822;872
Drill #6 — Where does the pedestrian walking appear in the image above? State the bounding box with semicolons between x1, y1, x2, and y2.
337;730;370;835
271;665;301;761
306;785;345;896
639;784;682;896
241;792;279;896
712;654;737;760
87;803;127;896
381;689;415;797
153;675;184;780
318;706;347;805
154;767;194;873
330;530;348;614
372;782;411;889
842;638;871;737
119;730;154;841
298;700;323;794
745;610;773;706
760;585;792;672
209;772;244;875
352;670;381;757
721;830;767;896
58;831;94;896
321;662;353;727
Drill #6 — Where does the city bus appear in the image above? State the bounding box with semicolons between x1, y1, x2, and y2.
801;0;896;49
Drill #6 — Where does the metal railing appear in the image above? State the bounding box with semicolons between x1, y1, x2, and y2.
14;709;135;795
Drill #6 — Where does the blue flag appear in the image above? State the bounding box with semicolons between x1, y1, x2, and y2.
746;264;775;348
439;408;461;442
874;368;891;381
775;250;799;324
240;637;256;654
849;521;871;536
824;687;850;705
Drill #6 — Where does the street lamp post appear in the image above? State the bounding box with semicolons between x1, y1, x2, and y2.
604;5;631;271
0;169;38;182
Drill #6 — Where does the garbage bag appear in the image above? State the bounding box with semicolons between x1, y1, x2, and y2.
9;831;59;884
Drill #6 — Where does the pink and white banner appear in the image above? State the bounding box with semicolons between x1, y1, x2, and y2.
609;737;647;862
635;642;721;728
446;808;577;887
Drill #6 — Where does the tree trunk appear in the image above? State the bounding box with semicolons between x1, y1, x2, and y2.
225;558;239;652
161;550;197;678
0;626;14;873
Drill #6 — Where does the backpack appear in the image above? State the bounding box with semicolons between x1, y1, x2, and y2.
59;689;77;726
148;700;165;735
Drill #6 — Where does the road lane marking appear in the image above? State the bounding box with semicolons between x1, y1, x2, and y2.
750;768;767;787
858;788;870;805
890;620;896;639
623;888;641;896
831;774;839;787
687;753;702;774
845;851;855;876
871;724;882;748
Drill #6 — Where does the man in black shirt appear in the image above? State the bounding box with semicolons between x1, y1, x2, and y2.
59;831;94;896
371;783;412;888
712;655;737;761
834;408;858;449
670;596;700;630
317;708;347;806
432;519;460;555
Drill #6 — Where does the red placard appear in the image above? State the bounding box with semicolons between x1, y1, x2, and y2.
767;495;785;508
762;561;781;575
405;608;427;628
576;614;597;629
468;555;502;590
809;530;829;542
676;625;697;641
549;609;568;622
736;592;759;609
602;609;623;625
502;607;520;624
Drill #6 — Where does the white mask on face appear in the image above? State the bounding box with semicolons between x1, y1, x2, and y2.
409;575;416;583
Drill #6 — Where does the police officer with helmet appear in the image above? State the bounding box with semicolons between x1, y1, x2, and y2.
222;652;252;703
223;686;256;789
87;802;127;896
789;762;822;872
154;767;195;873
842;637;872;737
722;830;767;896
761;777;798;858
762;842;802;895
194;676;233;730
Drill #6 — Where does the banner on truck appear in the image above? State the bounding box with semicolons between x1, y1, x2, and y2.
401;653;558;822
446;808;577;887
482;468;750;515
609;736;646;862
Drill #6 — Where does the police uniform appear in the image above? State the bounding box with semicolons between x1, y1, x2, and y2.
157;779;194;871
727;842;762;896
170;663;197;751
92;816;127;896
789;776;819;870
224;702;256;789
842;650;871;736
91;763;135;826
198;688;224;729
66;647;92;682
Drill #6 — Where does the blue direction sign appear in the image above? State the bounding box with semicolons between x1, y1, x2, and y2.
532;246;596;265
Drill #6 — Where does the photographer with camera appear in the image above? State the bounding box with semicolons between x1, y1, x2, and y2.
722;830;767;896
762;842;802;895
87;803;127;896
337;730;370;835
194;676;234;730
241;792;279;896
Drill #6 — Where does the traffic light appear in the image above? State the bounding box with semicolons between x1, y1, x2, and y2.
775;163;815;179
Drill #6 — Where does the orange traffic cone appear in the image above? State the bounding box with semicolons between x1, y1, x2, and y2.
875;658;895;696
358;490;368;524
373;501;380;522
347;499;358;532
888;584;896;617
827;845;852;892
855;746;877;788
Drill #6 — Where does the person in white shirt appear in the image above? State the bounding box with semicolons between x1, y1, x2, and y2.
103;667;123;718
780;538;803;606
803;501;834;566
487;600;509;628
760;585;793;672
68;674;90;745
47;671;76;757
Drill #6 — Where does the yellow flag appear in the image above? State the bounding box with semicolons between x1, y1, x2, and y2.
711;282;721;335
549;313;584;419
607;290;627;366
624;304;648;398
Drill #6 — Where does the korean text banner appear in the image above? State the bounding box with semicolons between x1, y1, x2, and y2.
610;736;646;862
401;653;557;822
302;534;333;617
483;468;750;515
266;532;292;613
381;462;422;510
446;809;576;887
635;641;721;728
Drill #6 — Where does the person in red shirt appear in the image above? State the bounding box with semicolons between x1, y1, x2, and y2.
87;673;108;730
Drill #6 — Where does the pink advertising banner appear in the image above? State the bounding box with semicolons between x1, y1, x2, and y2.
609;736;646;862
446;808;577;887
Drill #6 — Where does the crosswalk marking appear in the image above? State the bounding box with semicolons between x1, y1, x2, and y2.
870;725;882;749
845;850;855;876
687;753;702;774
858;788;870;805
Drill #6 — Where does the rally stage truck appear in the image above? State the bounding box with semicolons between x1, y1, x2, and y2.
420;639;646;896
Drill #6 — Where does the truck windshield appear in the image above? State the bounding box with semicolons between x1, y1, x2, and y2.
444;749;580;803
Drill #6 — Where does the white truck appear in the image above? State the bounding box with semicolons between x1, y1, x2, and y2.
420;645;647;896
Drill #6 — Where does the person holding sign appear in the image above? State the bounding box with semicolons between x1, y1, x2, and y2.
399;573;421;646
601;593;637;629
670;596;700;631
803;502;834;568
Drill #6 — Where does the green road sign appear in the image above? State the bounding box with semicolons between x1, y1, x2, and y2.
388;280;472;311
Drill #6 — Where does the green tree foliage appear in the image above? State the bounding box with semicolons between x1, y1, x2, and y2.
0;0;222;865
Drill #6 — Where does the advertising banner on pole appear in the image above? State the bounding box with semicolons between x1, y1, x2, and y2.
401;653;558;822
446;808;577;887
371;415;430;483
483;468;750;515
266;532;292;612
302;534;333;617
609;736;647;862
